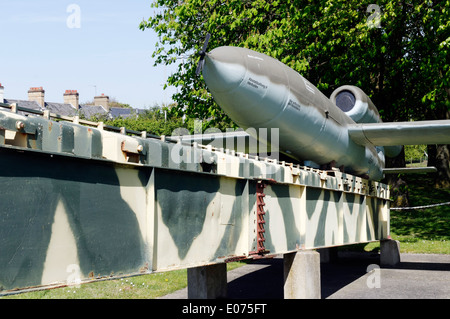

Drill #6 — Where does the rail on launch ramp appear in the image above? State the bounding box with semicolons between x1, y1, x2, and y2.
0;103;390;294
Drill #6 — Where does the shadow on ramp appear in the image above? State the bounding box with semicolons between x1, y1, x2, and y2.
226;252;450;299
226;252;379;299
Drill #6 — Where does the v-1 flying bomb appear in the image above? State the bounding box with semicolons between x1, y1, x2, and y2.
196;42;450;181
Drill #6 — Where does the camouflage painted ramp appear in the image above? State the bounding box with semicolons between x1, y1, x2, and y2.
0;107;390;293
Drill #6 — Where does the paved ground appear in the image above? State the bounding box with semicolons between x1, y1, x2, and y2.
160;251;450;299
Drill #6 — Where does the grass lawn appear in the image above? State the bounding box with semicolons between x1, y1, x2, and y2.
1;262;246;299
389;174;449;254
2;175;448;299
357;174;450;254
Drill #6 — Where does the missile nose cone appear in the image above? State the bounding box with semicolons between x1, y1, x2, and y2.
203;47;246;93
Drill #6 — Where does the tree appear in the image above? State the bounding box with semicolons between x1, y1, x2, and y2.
91;104;195;136
140;0;450;186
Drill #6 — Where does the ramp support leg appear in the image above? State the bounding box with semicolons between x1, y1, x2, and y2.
380;239;401;267
318;247;338;263
187;263;227;299
283;250;321;299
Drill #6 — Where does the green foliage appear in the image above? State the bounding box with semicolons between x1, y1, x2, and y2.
93;105;237;136
404;145;427;163
92;106;194;136
140;0;450;124
390;174;450;253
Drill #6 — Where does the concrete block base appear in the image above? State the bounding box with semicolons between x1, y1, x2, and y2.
380;239;401;267
187;263;227;299
283;250;321;299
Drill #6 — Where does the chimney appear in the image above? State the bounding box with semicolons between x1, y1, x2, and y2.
94;93;109;111
64;89;79;109
28;86;45;107
0;83;4;103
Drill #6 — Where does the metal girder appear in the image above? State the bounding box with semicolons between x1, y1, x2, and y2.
0;108;390;294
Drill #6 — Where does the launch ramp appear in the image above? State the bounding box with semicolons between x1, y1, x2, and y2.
0;104;390;296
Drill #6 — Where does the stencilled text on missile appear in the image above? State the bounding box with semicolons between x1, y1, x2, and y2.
287;99;302;111
247;78;268;90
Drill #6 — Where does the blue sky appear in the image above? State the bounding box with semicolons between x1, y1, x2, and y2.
1;0;178;108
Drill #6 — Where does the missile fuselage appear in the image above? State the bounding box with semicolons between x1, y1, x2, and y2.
202;46;385;180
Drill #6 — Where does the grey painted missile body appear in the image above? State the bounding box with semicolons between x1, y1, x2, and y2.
202;46;386;180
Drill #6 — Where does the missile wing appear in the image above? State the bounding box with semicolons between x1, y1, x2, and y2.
328;85;450;148
178;129;264;155
196;45;450;181
347;120;450;147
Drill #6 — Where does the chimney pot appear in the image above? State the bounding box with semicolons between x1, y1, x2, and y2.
63;89;79;109
28;86;45;107
94;94;110;111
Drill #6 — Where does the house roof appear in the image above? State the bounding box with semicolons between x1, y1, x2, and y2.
2;97;144;121
79;105;109;119
3;99;43;116
3;99;42;111
45;102;77;117
109;107;134;118
109;107;146;119
2;99;79;117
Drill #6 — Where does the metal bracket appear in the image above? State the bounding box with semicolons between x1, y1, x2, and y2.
250;180;270;257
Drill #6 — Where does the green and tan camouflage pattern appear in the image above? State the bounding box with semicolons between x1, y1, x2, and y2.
0;107;390;293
